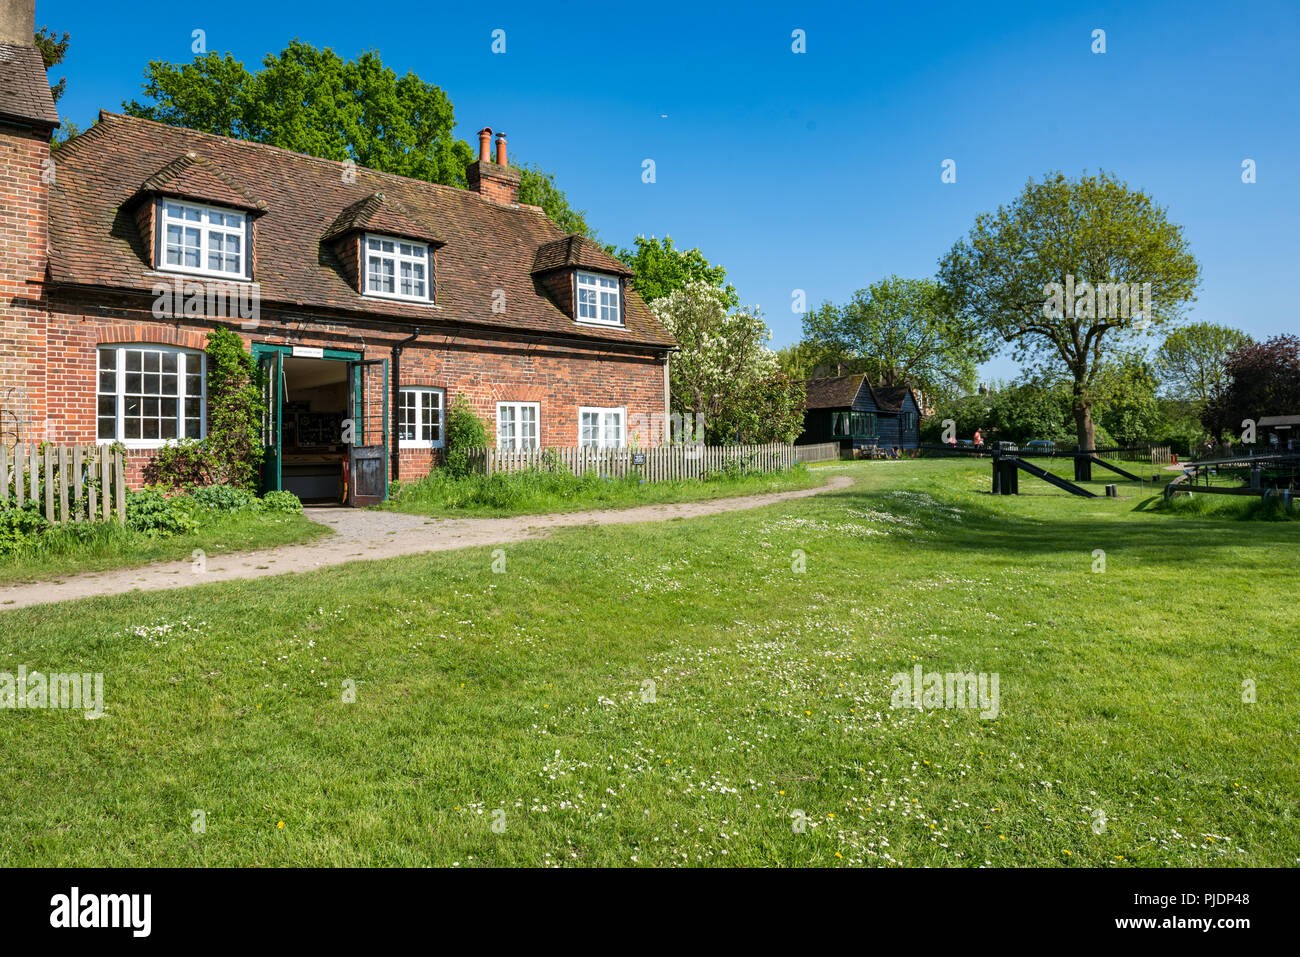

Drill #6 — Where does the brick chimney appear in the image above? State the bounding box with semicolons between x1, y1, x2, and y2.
0;0;36;44
466;126;520;205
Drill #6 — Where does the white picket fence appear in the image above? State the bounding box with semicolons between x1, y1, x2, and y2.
467;443;798;482
0;444;127;524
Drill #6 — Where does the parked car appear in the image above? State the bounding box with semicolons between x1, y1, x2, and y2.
996;441;1019;452
1022;439;1056;455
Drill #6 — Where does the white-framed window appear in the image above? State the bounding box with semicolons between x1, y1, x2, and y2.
496;402;540;451
365;234;431;302
575;271;621;325
97;345;206;447
398;387;445;448
158;200;248;279
578;406;625;449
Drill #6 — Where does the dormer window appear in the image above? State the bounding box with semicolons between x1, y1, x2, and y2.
576;271;622;325
159;200;249;279
365;235;432;303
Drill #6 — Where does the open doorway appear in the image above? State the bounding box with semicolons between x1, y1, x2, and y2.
279;356;348;504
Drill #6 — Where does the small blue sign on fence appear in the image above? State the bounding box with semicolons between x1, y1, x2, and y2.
631;453;646;466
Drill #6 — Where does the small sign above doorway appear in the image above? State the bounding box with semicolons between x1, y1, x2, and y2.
292;345;325;359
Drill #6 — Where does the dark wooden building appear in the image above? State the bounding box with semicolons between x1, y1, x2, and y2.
797;374;921;452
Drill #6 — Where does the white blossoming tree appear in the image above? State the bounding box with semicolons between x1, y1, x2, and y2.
651;282;805;444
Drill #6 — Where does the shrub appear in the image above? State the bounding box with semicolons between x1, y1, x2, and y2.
0;505;51;555
125;487;200;536
189;483;260;514
144;438;211;488
261;490;303;513
444;394;490;478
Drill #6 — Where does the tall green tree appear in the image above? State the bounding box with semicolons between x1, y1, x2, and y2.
122;42;593;236
939;171;1200;449
801;276;984;399
1155;322;1251;416
613;236;737;306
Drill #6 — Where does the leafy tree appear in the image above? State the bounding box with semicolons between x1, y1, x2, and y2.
516;164;595;240
939;171;1200;450
1155;322;1252;432
726;374;808;445
774;340;855;380
1094;354;1163;447
801;276;984;399
122;42;594;235
651;282;798;443
1204;335;1300;441
613;236;737;306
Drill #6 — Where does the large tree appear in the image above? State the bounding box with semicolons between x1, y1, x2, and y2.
939;172;1200;449
650;282;801;443
800;275;984;399
122;42;593;236
1155;322;1252;433
613;236;737;306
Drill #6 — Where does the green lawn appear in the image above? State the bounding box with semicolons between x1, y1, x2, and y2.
0;511;331;586
1;458;1295;867
381;464;824;517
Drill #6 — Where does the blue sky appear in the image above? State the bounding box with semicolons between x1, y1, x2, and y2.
45;0;1299;382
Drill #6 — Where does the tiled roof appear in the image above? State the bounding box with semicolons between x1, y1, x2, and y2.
49;112;673;350
803;374;867;409
0;42;58;128
139;152;267;212
533;234;632;276
320;191;441;245
874;385;914;412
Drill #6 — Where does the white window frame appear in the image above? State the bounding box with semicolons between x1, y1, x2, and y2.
575;271;622;326
364;233;432;303
578;406;626;449
398;387;446;449
496;401;540;451
97;345;207;448
157;200;248;279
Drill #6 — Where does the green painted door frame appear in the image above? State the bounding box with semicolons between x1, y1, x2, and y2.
251;343;366;498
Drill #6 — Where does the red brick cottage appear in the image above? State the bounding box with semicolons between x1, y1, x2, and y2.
0;5;674;504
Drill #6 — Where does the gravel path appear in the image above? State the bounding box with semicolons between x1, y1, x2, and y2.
0;475;852;610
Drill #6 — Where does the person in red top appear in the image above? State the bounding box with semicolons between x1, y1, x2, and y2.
974;428;983;447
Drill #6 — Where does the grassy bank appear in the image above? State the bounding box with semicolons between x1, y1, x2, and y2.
382;464;824;517
0;509;330;585
1;458;1294;866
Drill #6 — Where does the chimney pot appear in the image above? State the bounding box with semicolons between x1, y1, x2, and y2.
476;127;493;165
0;0;36;45
495;132;508;167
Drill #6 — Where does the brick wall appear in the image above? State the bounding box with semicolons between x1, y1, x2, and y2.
0;125;50;448
38;291;668;488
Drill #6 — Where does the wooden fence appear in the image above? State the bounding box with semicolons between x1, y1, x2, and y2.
467;443;798;482
0;444;127;524
794;442;842;464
